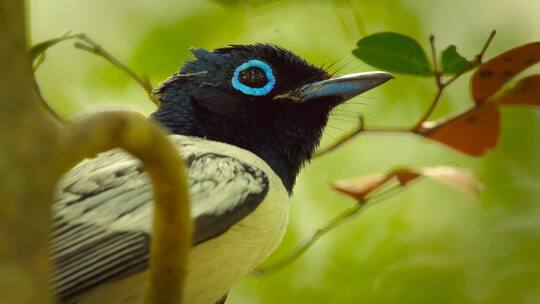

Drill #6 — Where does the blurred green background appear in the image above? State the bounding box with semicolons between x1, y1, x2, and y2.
30;0;540;303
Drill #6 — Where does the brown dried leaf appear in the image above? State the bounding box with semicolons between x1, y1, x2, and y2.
331;174;391;200
413;166;481;199
331;166;481;201
472;42;540;103
494;75;540;107
420;102;501;156
395;170;421;186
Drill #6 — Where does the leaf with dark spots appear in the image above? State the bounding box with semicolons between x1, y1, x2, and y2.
495;75;540;107
419;102;501;156
472;42;540;103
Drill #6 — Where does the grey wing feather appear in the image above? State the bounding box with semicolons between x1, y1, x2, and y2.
50;136;269;302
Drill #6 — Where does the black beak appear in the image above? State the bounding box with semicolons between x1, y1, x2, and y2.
275;71;394;103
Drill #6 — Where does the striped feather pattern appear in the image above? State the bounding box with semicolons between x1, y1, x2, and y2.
50;135;269;302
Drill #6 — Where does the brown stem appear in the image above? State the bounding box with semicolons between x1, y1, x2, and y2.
429;34;442;85
57;112;191;304
412;30;496;130
30;32;159;121
32;78;63;124
255;203;363;276
73;34;159;106
314;116;364;158
314;117;409;158
442;31;496;89
315;31;496;157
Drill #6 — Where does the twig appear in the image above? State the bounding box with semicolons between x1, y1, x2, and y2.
255;204;363;276
32;53;46;72
314;116;409;158
429;34;442;87
412;30;496;130
255;185;403;276
314;30;496;158
32;77;63;124
314;115;364;157
29;31;76;64
73;34;159;106
30;32;159;122
30;32;78;123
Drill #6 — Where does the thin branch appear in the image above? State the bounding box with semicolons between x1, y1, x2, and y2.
31;33;160;107
429;34;442;86
73;34;159;106
32;78;63;124
314;30;497;158
254;204;363;276
314;115;364;157
57;112;191;304
32;52;46;72
477;30;497;61
29;31;75;64
255;185;403;276
412;30;496;130
412;87;444;131
313;116;409;158
30;32;78;123
30;32;160;122
443;30;496;88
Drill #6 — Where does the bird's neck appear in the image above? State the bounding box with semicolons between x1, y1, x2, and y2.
245;132;318;194
152;103;326;194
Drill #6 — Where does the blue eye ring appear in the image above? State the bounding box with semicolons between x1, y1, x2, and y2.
231;59;276;96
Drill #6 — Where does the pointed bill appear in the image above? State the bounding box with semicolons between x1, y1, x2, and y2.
275;71;394;102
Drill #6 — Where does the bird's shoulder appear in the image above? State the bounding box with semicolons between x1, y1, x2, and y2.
53;135;283;242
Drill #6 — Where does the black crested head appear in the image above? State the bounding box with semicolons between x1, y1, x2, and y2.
152;44;392;194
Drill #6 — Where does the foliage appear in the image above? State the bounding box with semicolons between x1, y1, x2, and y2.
353;32;432;76
440;45;470;75
346;31;540;157
23;1;540;304
259;28;540;302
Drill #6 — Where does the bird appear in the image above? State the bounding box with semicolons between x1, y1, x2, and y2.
50;44;393;304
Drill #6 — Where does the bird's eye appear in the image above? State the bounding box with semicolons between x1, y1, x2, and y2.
232;60;276;96
238;68;267;88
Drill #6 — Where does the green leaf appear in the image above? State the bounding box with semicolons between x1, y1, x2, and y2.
352;32;432;76
440;45;469;74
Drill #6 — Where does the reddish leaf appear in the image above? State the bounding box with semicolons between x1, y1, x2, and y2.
420;102;501;156
332;174;391;200
494;75;540;106
332;166;481;201
472;42;540;103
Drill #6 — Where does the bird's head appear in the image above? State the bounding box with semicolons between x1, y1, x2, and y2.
152;44;392;193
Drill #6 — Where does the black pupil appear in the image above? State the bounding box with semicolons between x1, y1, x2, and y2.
238;67;267;88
